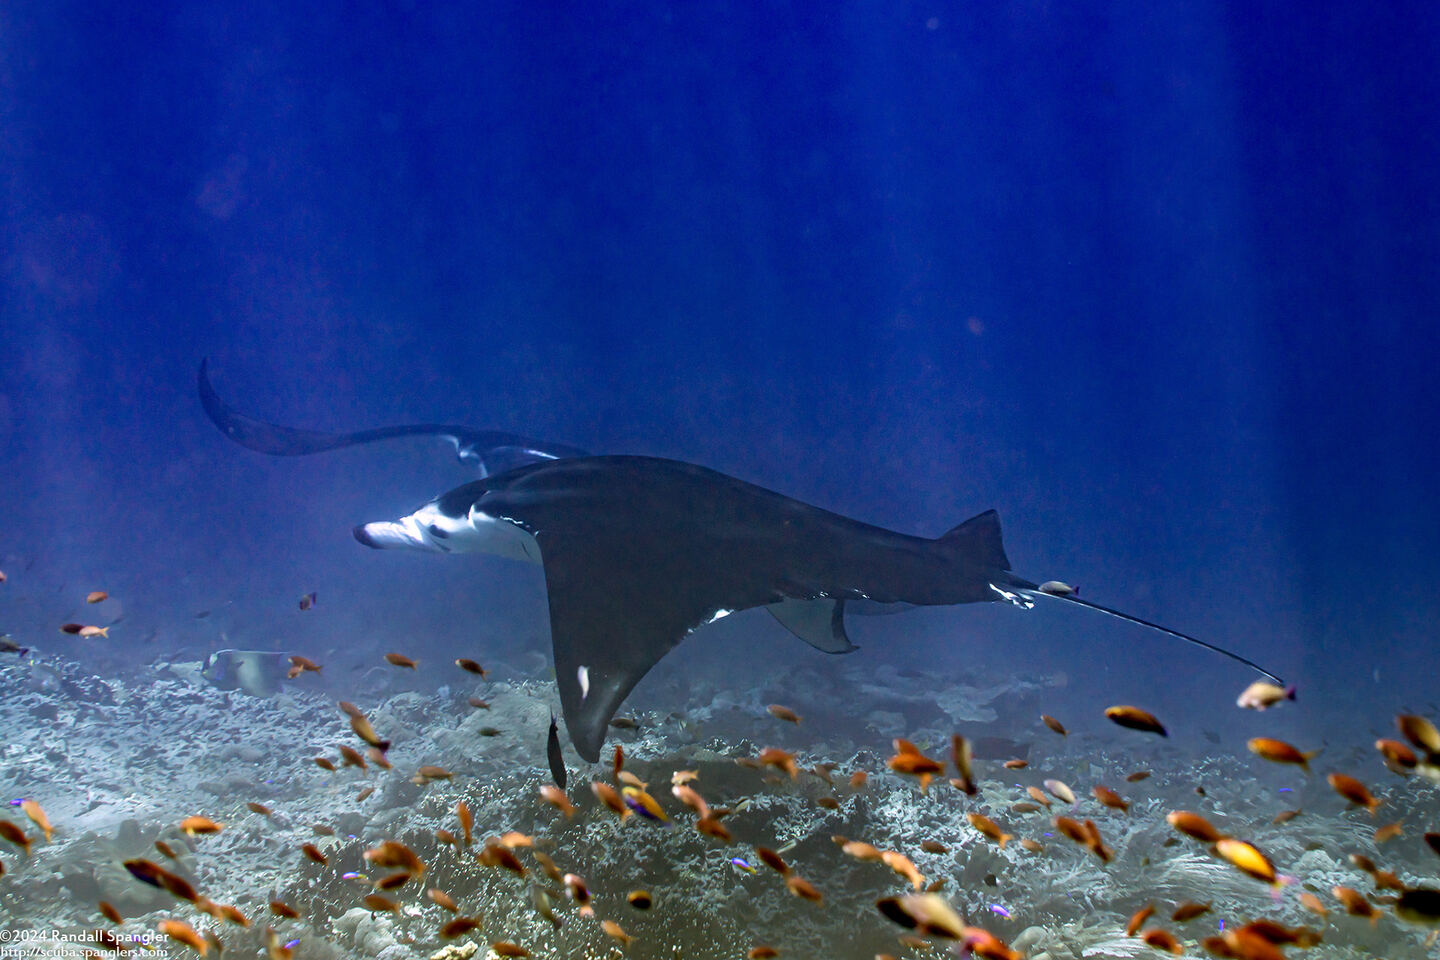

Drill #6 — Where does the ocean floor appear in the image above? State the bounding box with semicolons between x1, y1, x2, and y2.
1;645;1438;960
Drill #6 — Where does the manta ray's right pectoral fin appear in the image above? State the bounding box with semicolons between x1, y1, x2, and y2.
765;598;858;653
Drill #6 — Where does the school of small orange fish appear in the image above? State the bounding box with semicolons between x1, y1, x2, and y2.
1;579;1439;958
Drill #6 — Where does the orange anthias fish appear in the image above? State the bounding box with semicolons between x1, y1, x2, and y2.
888;740;945;794
1327;772;1382;814
1167;810;1225;843
179;816;223;836
158;919;208;955
363;893;400;913
1332;885;1379;925
785;874;823;903
1104;705;1168;736
591;781;632;820
671;783;709;818
20;800;53;842
0;821;32;855
1054;816;1113;863
1126;904;1156;937
349;713;390;750
1091;785;1129;812
881;850;926;890
757;747;799;779
477;841;526;877
1140;929;1182;955
600;920;634;947
767;704;802;724
1375;738;1418;771
755;846;789;874
440;916;483;940
1247;737;1320;771
1373;821;1403;844
694;815;732;842
363;840;426;876
540;784;576;818
269;900;301;919
961;926;1022;960
287;655;321;678
967;813;1011;848
456;800;473;846
841;839;884;862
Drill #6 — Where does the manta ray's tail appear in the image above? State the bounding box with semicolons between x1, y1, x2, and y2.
1009;582;1285;685
198;358;588;476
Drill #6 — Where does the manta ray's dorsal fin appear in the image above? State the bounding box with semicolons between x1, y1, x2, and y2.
939;509;1011;570
198;358;588;475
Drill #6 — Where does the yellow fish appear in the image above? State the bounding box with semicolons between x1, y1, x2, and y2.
621;785;669;822
1214;837;1278;884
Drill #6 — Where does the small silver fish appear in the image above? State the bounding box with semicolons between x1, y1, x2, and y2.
1236;680;1296;710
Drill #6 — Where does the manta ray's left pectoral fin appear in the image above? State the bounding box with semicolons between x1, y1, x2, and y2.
765;598;858;654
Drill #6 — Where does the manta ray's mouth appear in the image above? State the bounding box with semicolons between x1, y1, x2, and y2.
354;517;444;552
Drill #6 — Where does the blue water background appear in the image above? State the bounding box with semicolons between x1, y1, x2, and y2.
1;3;1436;746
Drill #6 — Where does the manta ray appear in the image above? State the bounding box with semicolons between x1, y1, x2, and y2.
199;360;1282;762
